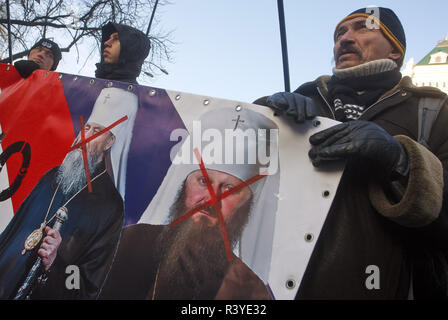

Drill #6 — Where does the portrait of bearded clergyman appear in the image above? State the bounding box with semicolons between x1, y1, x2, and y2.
99;107;280;300
0;87;138;299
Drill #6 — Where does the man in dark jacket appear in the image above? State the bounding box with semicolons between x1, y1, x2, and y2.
13;38;62;78
255;7;448;299
94;22;150;84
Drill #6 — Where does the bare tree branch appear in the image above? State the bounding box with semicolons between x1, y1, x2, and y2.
0;0;174;80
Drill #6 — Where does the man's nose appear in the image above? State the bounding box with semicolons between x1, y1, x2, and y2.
104;39;111;47
338;29;356;44
36;50;45;58
203;183;223;204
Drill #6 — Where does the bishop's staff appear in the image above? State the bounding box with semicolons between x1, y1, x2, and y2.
13;207;68;300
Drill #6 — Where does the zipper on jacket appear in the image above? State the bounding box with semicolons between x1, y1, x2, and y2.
316;87;336;119
317;87;403;121
419;107;428;142
359;90;402;120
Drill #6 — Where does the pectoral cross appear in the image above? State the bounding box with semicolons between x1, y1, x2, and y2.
232;115;245;130
103;94;111;104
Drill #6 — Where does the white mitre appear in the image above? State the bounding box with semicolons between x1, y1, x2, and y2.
87;87;138;199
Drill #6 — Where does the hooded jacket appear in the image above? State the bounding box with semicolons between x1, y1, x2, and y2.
95;22;150;84
255;75;448;299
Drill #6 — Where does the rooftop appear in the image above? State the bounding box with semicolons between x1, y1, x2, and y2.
417;35;448;66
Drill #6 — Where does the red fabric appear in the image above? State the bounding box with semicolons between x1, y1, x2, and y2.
0;64;75;213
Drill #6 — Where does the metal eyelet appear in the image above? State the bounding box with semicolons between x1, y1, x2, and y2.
285;279;296;290
304;233;314;242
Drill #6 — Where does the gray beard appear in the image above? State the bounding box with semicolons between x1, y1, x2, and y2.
56;149;101;197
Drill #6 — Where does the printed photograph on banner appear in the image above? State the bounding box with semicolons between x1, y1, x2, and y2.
100;107;280;299
0;67;186;299
1;65;343;300
0;74;139;299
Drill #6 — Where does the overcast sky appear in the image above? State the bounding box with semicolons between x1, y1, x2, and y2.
57;0;448;104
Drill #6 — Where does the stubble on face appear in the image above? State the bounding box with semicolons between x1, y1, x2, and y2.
333;17;398;69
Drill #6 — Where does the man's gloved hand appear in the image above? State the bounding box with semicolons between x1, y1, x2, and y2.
309;120;409;179
14;60;40;78
266;92;317;123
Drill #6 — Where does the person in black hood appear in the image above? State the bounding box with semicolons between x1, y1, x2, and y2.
95;22;151;84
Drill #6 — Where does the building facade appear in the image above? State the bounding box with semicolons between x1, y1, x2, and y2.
402;36;448;94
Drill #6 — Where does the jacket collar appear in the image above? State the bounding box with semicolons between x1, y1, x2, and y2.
296;73;447;122
298;74;446;100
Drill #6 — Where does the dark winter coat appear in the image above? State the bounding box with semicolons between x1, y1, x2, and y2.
254;75;448;299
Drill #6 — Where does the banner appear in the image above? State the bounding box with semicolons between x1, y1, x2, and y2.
0;64;344;300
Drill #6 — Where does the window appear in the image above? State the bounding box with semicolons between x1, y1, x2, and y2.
429;52;448;64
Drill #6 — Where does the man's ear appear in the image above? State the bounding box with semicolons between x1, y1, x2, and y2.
388;48;402;63
103;134;116;152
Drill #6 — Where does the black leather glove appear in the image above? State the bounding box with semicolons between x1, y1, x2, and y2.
266;92;317;123
14;60;40;78
309;120;409;179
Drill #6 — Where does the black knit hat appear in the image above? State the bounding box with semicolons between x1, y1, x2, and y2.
335;7;406;67
29;38;62;71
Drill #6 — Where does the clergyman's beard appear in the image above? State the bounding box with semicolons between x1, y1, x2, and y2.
56;149;102;197
152;183;252;299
